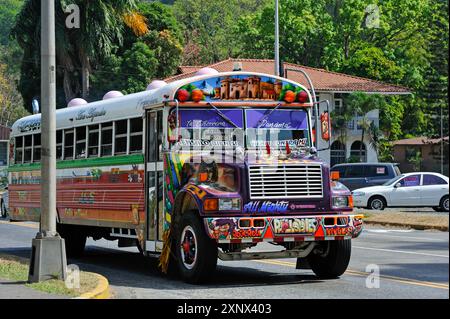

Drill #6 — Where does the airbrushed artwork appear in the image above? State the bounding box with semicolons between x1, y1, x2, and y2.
175;75;310;103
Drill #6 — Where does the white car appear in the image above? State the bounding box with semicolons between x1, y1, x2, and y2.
352;172;449;212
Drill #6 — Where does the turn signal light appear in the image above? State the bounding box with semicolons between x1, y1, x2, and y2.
204;198;218;211
348;195;354;208
331;171;340;181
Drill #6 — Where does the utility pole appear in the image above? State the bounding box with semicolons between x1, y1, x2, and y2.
28;0;67;283
274;0;280;76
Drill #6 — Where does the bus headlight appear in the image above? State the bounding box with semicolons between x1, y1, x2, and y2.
219;198;241;211
204;198;241;212
332;196;353;209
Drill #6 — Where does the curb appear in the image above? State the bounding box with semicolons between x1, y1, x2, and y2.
76;272;111;299
364;220;448;231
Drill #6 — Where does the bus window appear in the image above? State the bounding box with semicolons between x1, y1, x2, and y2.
24;135;32;163
129;118;143;153
64;130;74;160
88;125;99;158
56;130;63;160
114;120;127;155
75;127;87;159
33;134;41;162
15;136;23;164
101;122;113;156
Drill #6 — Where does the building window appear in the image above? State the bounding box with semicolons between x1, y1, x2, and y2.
334;98;343;112
64;130;74;160
88;125;100;158
114;120;127;155
101;122;113;156
0;141;8;166
129;118;143;153
350;141;367;162
330;141;346;167
33;134;41;162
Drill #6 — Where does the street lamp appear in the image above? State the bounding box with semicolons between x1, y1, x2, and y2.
28;0;67;283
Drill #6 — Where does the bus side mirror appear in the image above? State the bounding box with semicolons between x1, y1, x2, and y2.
394;183;401;188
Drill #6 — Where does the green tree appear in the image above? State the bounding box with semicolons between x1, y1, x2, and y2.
90;1;183;98
0;63;29;126
173;0;271;65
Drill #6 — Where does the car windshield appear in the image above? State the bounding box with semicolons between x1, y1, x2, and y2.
383;174;405;186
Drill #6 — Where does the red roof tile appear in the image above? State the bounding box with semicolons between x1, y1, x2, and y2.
165;58;411;94
393;136;449;146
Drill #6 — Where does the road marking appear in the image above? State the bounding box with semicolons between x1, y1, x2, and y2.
253;259;449;290
353;245;449;258
366;229;415;233
364;230;448;242
0;220;39;229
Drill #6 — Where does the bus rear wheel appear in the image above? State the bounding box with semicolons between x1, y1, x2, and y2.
57;224;87;258
307;239;351;279
174;212;217;284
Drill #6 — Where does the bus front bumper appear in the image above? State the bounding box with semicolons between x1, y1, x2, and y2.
204;214;364;244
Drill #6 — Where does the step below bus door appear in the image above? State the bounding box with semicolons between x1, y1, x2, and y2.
145;109;164;253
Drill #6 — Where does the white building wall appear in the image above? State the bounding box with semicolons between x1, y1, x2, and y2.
316;92;380;166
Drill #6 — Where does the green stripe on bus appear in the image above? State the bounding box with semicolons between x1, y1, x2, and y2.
8;154;145;172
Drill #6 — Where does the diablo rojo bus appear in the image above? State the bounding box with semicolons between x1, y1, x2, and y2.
9;70;363;283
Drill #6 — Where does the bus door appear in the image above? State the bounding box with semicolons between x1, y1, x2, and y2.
145;109;164;253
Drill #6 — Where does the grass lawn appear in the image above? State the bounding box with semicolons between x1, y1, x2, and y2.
0;254;99;297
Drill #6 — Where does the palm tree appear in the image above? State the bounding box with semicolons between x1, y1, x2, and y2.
346;92;386;161
12;0;145;100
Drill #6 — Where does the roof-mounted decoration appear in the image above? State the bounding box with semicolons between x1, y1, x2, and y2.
174;74;311;105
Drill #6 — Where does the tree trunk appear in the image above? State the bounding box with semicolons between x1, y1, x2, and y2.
63;71;76;103
81;55;90;99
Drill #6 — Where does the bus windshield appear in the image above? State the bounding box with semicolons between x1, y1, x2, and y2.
245;109;310;150
169;108;310;152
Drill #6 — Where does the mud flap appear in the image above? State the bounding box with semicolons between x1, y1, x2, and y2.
296;258;311;269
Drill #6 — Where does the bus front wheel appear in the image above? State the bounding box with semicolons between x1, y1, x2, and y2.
307;239;351;279
174;211;217;284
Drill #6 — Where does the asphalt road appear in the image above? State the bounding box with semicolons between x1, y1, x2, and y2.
0;219;448;299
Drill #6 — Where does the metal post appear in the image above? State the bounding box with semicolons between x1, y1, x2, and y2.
28;0;67;283
274;0;280;76
441;105;444;175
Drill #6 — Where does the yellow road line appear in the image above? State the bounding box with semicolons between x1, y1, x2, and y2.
0;220;39;229
253;259;449;290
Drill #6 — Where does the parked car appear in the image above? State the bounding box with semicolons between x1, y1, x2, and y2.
0;186;8;218
352;172;449;211
331;163;401;191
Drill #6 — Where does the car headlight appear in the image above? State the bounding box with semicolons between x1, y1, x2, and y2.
332;196;353;209
352;191;365;197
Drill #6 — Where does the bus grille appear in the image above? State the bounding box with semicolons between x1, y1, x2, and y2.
248;164;323;199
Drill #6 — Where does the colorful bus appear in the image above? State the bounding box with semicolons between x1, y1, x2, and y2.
9;70;363;283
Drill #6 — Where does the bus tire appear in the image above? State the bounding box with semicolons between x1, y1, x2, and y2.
307;239;351;279
174;211;217;284
57;224;87;258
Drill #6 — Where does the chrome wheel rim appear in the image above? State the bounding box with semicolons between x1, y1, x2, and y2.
180;226;197;270
444;198;449;211
371;199;383;210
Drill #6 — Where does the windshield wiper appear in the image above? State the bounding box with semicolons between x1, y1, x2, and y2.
207;102;240;128
256;103;282;128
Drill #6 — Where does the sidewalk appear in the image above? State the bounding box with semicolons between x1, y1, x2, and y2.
0;278;68;299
